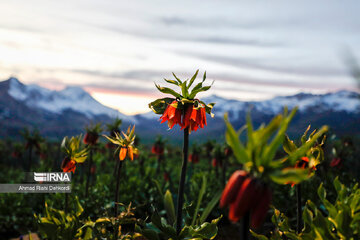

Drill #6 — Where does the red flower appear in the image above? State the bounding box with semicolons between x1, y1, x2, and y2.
152;144;164;155
61;157;76;173
294;156;314;170
287;156;315;187
330;157;342;168
91;165;96;174
84;132;99;145
188;153;200;163
105;142;115;149
11;151;22;158
164;172;170;182
181;104;207;133
160;100;182;129
39;153;47;160
220;171;272;228
224;147;232;157
119;146;134;161
220;170;248;208
212;158;222;168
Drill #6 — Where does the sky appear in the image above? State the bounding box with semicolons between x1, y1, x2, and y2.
0;1;359;115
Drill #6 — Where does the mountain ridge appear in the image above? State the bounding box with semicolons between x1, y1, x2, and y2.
0;77;359;142
4;77;132;120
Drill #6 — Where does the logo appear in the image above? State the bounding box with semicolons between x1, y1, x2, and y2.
34;172;71;182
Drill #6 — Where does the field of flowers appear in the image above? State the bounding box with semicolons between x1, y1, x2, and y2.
1;71;359;240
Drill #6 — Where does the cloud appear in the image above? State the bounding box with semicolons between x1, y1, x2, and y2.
180;51;347;78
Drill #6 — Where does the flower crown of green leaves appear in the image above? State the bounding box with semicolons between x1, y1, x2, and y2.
106;118;122;132
225;107;328;185
149;70;215;116
61;135;88;163
103;125;136;148
85;123;103;134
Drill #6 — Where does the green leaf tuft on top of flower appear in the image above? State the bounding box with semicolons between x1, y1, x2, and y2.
106;118;122;136
220;108;328;227
103;125;138;161
84;123;103;145
61;135;89;173
224;108;328;185
149;70;215;133
281;125;326;187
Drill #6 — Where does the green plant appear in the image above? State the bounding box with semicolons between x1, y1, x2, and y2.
149;70;215;235
142;175;222;240
252;177;360;239
80;203;144;240
34;196;85;240
221;108;328;238
104;125;138;217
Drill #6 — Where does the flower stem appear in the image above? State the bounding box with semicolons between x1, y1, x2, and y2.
176;127;189;235
65;193;68;214
114;160;123;217
85;147;93;198
296;184;302;233
222;158;227;187
27;145;33;171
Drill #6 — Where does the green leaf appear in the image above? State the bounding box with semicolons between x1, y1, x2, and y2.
262;108;297;166
250;230;269;240
189;216;222;240
283;135;297;154
333;176;342;195
287;125;328;165
189;84;213;99
95;217;111;224
269;168;312;185
317;183;337;217
224;114;250;164
155;84;181;98
301;125;311;144
181;81;189;98
164;190;176;226
83;227;93;240
192;175;207;226
153;179;163;197
164;78;179;86
75;196;83;217
172;72;182;84
199;190;222;224
148;97;175;114
61;137;68;151
187;69;199;89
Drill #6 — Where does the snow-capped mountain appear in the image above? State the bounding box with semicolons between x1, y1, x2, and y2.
6;77;129;119
202;91;360;120
141;91;360;121
135;90;360;142
0;76;359;141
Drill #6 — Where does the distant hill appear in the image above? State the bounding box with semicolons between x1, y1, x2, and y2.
0;77;359;143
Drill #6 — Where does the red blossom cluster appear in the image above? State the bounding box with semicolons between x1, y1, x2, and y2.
160;101;207;133
152;143;164;155
163;172;170;182
294;156;315;170
61;156;76;173
188;152;200;163
83;132;99;145
330;157;343;168
287;156;316;187
212;158;222;168
220;170;272;228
